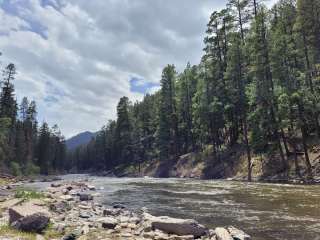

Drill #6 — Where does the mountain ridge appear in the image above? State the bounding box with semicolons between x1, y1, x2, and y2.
66;131;96;150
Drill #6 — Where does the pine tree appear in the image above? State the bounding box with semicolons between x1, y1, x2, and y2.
0;64;17;123
37;122;51;175
115;96;133;164
158;65;178;161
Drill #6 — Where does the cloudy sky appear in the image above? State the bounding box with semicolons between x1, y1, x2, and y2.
0;0;276;138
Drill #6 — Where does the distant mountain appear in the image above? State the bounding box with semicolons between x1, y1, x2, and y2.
66;131;96;150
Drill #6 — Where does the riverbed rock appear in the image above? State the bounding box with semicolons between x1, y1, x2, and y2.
49;201;71;213
86;185;96;190
79;212;91;219
36;234;45;240
79;193;93;201
227;226;251;240
0;198;22;210
8;201;50;224
215;227;233;240
9;200;50;232
60;195;74;201
11;213;50;232
51;183;62;188
143;213;207;238
98;217;118;229
112;203;126;209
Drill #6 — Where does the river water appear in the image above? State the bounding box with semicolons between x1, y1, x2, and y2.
27;175;320;240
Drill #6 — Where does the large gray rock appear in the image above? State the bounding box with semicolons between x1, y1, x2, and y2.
215;227;233;240
11;213;50;232
9;201;50;232
143;213;207;238
227;226;251;240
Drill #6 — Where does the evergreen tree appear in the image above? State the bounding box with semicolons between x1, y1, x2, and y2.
115;96;133;164
158;65;178;161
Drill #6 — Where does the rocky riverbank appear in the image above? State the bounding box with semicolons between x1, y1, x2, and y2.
0;180;251;240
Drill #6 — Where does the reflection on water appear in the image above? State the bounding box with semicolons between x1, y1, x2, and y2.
27;175;320;240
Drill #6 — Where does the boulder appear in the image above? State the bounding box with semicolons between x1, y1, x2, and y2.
98;217;118;229
143;213;207;238
8;201;50;224
11;213;50;232
9;201;50;233
79;193;93;201
227;226;251;240
215;227;233;240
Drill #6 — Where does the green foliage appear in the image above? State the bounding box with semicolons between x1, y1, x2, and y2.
14;188;45;200
66;0;320;180
0;225;36;240
10;162;22;176
0;56;66;176
24;162;41;176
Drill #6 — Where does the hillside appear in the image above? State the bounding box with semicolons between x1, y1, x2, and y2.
66;131;95;150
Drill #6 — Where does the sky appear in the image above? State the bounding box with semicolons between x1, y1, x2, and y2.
0;0;277;138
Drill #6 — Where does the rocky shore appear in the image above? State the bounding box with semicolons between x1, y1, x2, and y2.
0;180;251;240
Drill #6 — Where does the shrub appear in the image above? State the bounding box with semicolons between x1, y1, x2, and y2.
24;162;40;176
10;162;22;176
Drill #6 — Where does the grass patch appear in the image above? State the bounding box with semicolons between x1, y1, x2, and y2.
14;188;45;200
0;225;36;240
42;222;64;239
0;178;10;186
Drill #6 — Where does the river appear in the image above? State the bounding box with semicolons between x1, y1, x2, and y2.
26;175;320;240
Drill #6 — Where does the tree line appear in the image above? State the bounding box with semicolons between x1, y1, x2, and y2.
69;0;320;180
0;55;66;176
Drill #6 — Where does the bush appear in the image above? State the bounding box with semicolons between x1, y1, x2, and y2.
24;162;40;176
10;162;22;176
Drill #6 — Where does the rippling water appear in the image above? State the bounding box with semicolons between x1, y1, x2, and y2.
27;175;320;240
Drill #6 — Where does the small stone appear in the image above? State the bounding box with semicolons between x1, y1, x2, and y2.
121;233;133;238
62;189;69;195
87;185;96;190
215;227;233;240
79;193;93;201
112;203;126;209
81;225;90;234
98;217;118;229
51;183;62;188
36;234;45;240
79;212;91;219
227;226;251;240
59;195;74;201
79;204;91;210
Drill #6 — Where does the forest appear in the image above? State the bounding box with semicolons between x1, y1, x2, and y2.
1;0;320;181
0;58;66;176
68;0;320;181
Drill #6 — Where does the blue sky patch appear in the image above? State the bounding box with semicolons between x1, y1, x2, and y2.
130;77;159;94
1;0;48;39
